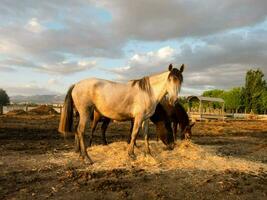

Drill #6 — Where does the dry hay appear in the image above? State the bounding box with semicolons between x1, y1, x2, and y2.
6;109;27;115
28;105;58;115
192;120;267;136
59;140;266;174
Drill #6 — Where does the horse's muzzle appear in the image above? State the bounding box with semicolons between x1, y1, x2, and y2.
167;142;175;150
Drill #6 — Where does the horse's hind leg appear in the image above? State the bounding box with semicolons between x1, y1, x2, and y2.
77;112;93;164
74;133;80;153
89;110;100;147
142;120;151;155
74;114;80;153
101;118;110;145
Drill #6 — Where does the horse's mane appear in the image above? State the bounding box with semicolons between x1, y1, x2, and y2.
131;76;151;94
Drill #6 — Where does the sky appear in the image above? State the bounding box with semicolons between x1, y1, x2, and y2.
0;0;267;96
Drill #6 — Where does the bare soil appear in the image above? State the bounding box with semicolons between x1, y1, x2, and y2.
0;115;266;200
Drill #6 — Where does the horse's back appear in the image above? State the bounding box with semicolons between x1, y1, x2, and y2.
71;78;137;120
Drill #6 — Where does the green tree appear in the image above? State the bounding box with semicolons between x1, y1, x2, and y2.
202;89;224;98
242;69;266;114
0;89;10;106
178;96;188;110
222;87;242;113
202;89;224;109
260;89;267;114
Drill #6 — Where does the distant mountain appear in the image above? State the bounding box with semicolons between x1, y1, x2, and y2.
10;94;65;104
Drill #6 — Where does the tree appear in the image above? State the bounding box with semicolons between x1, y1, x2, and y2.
202;89;224;109
202;89;224;98
222;87;242;113
0;89;10;106
242;69;266;114
260;89;267;114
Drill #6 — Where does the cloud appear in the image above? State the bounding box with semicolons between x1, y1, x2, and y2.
1;0;266;75
47;78;60;85
0;56;97;75
0;1;124;75
0;1;266;95
24;18;44;33
109;46;177;79
40;60;97;74
4;84;59;96
102;0;267;40
0;66;16;72
106;26;267;92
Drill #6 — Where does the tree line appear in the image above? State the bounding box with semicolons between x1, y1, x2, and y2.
201;69;267;114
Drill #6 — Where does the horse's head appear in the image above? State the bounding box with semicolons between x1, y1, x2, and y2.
166;64;184;105
150;103;175;150
181;122;195;140
156;121;175;150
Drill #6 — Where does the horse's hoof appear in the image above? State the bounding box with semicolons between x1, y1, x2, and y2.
83;157;94;165
78;154;93;165
74;147;80;153
128;153;137;160
167;143;175;151
144;152;152;157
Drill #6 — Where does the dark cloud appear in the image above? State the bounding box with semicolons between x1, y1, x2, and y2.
0;0;124;74
0;1;266;95
108;27;267;92
103;0;267;40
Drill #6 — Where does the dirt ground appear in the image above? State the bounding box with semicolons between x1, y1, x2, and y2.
0;114;266;200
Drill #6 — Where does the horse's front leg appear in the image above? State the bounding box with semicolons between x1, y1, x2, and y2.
142;119;151;155
128;116;142;159
172;122;178;141
127;119;138;146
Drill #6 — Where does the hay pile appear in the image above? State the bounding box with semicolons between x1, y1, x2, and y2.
6;109;27;115
28;105;58;115
59;140;266;174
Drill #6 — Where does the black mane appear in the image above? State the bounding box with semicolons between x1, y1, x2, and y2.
131;76;151;93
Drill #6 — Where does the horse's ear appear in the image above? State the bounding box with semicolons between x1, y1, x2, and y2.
190;122;195;128
180;64;184;73
168;64;173;71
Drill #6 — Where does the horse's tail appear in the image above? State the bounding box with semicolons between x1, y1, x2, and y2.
58;84;75;136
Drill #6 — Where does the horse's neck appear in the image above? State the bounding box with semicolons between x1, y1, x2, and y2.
149;71;169;103
177;107;189;129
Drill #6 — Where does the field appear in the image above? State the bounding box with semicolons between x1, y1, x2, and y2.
0;113;267;200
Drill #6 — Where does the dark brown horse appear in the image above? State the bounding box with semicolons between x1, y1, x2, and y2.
161;99;195;140
87;103;175;150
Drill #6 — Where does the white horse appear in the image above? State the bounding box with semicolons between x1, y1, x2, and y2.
58;64;184;164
